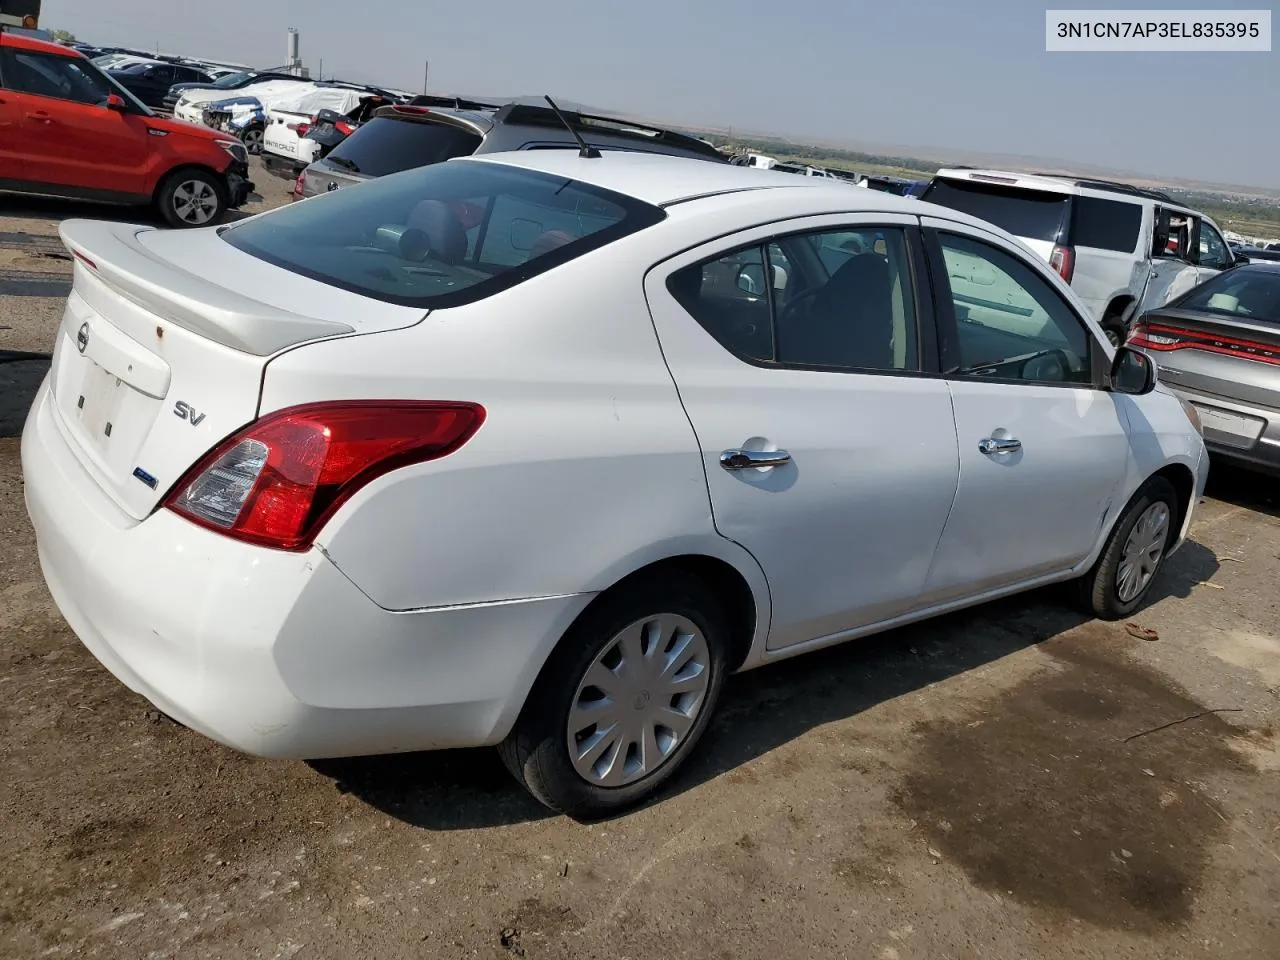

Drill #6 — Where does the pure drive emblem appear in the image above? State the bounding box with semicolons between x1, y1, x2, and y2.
76;322;89;354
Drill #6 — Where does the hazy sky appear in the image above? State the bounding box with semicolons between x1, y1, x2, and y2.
43;0;1280;188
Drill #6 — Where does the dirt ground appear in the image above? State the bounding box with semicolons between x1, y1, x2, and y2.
2;161;1280;959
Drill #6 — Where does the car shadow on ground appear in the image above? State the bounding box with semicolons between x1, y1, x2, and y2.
0;193;266;228
1205;459;1280;520
0;352;51;438
310;535;1221;830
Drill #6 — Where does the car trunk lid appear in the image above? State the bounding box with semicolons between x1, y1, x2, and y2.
1132;307;1280;409
50;219;427;522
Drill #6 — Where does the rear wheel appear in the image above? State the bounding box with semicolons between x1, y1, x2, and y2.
1077;476;1178;619
156;169;227;228
499;574;730;817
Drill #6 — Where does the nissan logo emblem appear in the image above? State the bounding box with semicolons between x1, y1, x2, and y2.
326;181;340;192
76;322;90;354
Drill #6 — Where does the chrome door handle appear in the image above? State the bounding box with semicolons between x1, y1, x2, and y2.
720;449;791;470
978;437;1022;455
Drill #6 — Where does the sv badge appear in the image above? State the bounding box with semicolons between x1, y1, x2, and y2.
173;401;206;426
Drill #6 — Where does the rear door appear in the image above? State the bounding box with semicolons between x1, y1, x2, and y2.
646;214;961;649
0;46;150;196
921;218;1130;598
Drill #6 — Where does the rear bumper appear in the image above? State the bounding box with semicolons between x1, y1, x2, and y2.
261;152;305;181
1158;380;1280;474
21;379;590;759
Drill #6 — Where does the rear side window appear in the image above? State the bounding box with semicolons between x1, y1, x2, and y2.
922;179;1070;244
324;116;482;178
1072;196;1142;252
221;159;665;308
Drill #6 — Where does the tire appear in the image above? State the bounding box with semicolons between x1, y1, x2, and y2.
156;169;227;229
1077;476;1178;620
241;124;265;155
499;574;731;818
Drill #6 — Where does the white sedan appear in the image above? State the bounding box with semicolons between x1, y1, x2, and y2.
22;150;1208;816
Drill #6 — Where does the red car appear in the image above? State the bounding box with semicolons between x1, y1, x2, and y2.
0;30;254;227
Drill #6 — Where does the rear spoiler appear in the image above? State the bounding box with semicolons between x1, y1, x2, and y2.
59;220;353;356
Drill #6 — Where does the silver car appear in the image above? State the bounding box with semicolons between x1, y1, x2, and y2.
1130;261;1280;474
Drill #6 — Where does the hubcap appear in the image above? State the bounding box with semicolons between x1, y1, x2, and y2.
243;128;263;153
172;180;219;225
1116;502;1170;603
566;613;711;788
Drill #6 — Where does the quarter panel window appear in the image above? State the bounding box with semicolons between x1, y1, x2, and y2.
1072;196;1142;252
938;232;1093;386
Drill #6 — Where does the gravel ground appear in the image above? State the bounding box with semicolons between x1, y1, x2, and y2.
2;159;1279;959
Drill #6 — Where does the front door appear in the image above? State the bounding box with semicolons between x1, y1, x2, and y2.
0;47;150;197
920;219;1130;599
1136;207;1201;314
645;214;960;650
1192;217;1233;284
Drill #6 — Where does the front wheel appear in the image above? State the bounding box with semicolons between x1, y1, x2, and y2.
155;169;227;228
1077;476;1178;619
241;124;265;155
499;575;731;818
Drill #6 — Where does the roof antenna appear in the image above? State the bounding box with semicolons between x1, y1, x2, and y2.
543;95;600;158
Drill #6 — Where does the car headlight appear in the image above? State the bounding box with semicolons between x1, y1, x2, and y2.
1178;397;1204;437
216;140;248;165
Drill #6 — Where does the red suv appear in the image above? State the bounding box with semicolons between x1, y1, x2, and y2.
0;31;253;227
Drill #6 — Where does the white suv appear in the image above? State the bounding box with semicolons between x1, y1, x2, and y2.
922;170;1241;345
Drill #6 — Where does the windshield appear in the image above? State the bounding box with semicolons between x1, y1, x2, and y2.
923;178;1071;244
1176;268;1280;322
214;71;249;88
221;159;665;308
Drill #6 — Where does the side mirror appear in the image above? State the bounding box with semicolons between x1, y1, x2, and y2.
1110;345;1157;396
1234;252;1250;265
105;93;126;111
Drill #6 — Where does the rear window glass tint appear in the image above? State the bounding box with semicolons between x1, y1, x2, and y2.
1177;269;1280;321
922;179;1069;244
1072;196;1142;252
324;116;482;178
220;159;665;308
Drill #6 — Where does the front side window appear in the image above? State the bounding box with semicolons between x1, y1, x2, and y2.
1;49;113;105
1196;221;1232;270
938;232;1093;386
221;159;664;308
668;226;919;373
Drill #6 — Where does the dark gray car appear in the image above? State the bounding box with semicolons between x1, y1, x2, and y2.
1130;262;1280;474
297;99;725;199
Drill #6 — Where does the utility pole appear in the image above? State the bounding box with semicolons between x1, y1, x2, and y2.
423;59;429;94
318;58;323;81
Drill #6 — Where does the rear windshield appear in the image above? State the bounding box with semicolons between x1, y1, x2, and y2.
1175;268;1280;321
221;159;665;308
324;116;482;178
922;178;1070;243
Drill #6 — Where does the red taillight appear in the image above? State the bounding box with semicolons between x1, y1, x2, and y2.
296;122;310;138
163;401;486;551
1049;245;1074;283
335;120;355;136
72;250;97;270
1128;321;1280;365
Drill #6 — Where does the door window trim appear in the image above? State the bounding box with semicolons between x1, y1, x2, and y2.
658;217;943;378
922;224;1108;390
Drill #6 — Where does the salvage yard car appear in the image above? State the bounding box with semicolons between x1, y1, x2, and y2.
295;99;726;198
0;29;253;226
22;151;1208;817
921;170;1240;347
1130;261;1280;475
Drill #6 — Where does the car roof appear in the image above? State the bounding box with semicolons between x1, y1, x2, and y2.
0;31;81;56
465;149;953;213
